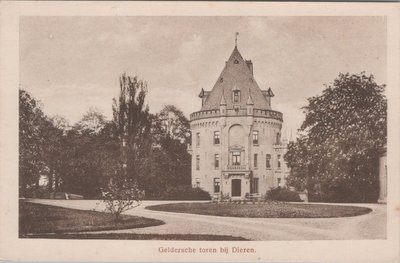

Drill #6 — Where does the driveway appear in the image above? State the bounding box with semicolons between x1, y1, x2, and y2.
26;199;386;240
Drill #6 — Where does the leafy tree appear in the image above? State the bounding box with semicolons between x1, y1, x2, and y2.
144;105;191;198
19;89;48;197
74;107;107;134
61;110;119;198
154;105;191;144
285;73;386;202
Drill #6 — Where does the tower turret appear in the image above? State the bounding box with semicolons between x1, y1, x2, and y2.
246;88;254;125
219;91;227;126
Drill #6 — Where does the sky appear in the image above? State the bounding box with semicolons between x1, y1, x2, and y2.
20;16;386;136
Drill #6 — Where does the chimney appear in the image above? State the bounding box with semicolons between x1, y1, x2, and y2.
245;60;253;75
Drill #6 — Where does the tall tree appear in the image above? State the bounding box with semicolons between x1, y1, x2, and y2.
112;74;152;182
285;73;386;202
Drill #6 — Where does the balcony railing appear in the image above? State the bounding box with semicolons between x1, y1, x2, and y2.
190;108;283;121
226;108;248;116
190;109;220;120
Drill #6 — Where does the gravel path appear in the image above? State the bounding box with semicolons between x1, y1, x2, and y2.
26;199;386;240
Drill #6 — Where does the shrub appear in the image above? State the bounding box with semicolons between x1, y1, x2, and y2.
147;185;211;200
101;177;145;222
266;187;302;202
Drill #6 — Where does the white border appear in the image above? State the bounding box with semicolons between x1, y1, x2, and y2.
0;2;399;262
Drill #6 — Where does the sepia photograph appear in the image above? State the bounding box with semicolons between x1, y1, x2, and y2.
1;2;399;262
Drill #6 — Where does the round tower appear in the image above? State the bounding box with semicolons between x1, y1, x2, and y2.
190;44;284;199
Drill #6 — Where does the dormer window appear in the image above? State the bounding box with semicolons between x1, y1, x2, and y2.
253;130;259;145
233;90;240;103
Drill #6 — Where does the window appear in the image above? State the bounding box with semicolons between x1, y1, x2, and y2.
234;59;239;64
196;155;200;170
253;130;259;145
250;178;259;194
266;154;271;169
277;178;281;187
232;151;241;165
196;178;201;188
276;132;281;144
233;90;240;103
214;154;219;169
277;154;281;169
214;178;220;193
214;131;220;145
196;132;200;147
254;154;258;168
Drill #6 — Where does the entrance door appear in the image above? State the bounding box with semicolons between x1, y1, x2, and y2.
231;179;241;197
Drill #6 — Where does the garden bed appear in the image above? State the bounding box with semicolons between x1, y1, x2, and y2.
19;201;164;236
146;202;372;218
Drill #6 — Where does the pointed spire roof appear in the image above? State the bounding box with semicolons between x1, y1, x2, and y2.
198;88;205;98
282;128;288;143
200;46;271;111
220;90;227;106
267;87;274;97
246;87;254;105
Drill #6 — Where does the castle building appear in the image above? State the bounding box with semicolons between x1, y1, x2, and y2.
189;42;289;199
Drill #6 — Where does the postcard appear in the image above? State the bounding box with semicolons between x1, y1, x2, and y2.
0;1;399;262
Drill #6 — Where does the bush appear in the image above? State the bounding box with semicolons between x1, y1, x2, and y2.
266;187;302;202
101;177;145;222
146;185;211;200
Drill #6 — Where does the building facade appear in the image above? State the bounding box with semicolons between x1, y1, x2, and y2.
189;45;289;199
378;144;387;203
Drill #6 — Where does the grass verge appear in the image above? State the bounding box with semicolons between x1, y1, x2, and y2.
25;233;248;240
19;201;164;236
146;202;372;218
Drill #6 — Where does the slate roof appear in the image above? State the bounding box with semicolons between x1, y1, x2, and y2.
200;46;271;111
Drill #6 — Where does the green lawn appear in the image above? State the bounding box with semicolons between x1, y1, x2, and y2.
146;202;372;218
26;233;248;240
19;201;164;236
19;201;248;240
